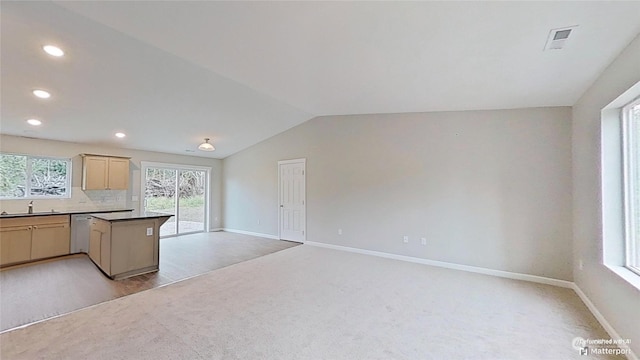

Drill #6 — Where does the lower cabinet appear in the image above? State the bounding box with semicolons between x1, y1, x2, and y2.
31;222;71;259
89;218;160;279
111;220;156;275
0;215;70;267
89;218;111;274
0;226;32;265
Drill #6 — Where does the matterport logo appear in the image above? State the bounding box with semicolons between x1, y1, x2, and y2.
572;337;632;356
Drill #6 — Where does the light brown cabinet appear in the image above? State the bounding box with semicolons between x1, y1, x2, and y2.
81;154;130;190
89;218;111;274
89;217;161;279
107;158;129;190
0;215;70;267
0;226;32;265
31;222;71;259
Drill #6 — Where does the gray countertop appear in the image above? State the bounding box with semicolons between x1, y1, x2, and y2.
0;209;134;219
89;211;173;222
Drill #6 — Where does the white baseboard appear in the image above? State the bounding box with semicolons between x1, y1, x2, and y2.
305;241;573;288
571;284;638;360
222;228;279;240
305;241;637;360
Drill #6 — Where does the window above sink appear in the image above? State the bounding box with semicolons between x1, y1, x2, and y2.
0;153;72;200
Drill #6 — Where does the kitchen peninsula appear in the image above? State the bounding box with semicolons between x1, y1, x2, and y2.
0;209;133;268
89;211;171;280
0;209;171;279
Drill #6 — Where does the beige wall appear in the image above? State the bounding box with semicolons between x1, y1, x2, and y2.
572;34;640;355
223;107;573;281
0;134;222;229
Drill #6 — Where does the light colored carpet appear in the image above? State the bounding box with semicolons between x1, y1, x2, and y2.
0;245;622;359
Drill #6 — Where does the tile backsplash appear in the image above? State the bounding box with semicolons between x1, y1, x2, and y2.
0;187;132;214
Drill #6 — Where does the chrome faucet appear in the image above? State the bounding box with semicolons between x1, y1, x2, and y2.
28;201;33;214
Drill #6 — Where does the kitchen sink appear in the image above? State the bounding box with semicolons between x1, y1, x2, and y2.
0;210;60;217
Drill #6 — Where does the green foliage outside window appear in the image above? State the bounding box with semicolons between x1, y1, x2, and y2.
0;154;71;199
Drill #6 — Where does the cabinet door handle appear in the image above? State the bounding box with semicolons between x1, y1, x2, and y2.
33;226;38;229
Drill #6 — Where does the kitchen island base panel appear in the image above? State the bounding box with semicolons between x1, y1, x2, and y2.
110;266;158;281
89;213;170;280
90;258;158;281
111;220;158;275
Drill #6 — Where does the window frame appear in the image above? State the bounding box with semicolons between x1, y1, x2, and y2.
0;152;72;200
622;96;640;276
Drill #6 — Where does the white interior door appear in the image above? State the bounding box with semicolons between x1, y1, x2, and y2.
279;159;306;242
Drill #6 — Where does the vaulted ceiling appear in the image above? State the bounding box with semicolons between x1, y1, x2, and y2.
2;1;640;158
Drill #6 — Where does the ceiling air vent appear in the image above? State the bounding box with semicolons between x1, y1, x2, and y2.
544;26;578;51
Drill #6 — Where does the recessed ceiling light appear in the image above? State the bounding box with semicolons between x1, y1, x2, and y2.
32;89;51;99
27;119;42;126
43;45;64;57
115;132;126;138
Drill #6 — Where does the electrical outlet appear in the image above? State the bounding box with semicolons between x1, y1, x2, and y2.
403;236;409;243
338;229;342;235
146;228;153;236
258;220;261;225
579;259;584;270
421;237;426;245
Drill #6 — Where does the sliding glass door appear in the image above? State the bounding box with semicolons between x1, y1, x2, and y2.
177;170;206;234
142;162;210;237
145;168;178;236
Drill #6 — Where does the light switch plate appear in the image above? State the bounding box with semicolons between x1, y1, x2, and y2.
146;227;153;236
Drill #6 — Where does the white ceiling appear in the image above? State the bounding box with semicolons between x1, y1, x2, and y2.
2;1;640;158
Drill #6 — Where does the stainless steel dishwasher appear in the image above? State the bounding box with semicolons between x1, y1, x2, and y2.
71;214;93;253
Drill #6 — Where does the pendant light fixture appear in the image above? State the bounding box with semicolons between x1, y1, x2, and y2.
198;138;215;151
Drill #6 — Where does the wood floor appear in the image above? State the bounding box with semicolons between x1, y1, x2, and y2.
0;231;299;332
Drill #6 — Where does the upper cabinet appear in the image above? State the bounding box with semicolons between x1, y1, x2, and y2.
106;157;129;190
81;154;130;190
